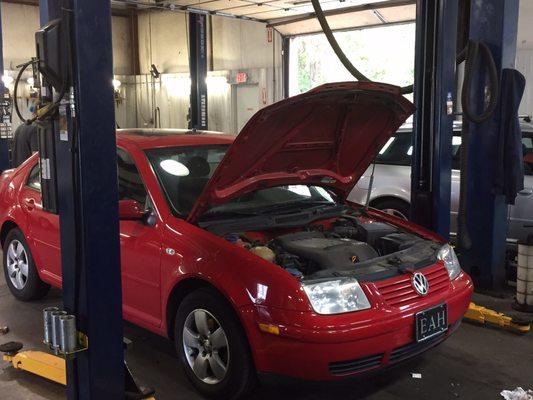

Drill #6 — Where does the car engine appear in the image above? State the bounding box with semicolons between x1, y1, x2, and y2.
273;231;378;276
226;217;426;279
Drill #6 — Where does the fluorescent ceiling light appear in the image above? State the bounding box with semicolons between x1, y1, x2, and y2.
379;137;395;155
160;159;190;177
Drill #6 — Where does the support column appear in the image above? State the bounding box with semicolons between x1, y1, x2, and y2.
0;3;10;171
189;13;208;130
282;36;290;99
39;0;125;398
460;0;520;289
411;0;459;239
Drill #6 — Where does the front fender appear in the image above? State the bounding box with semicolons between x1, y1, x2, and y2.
159;220;312;334
163;222;309;309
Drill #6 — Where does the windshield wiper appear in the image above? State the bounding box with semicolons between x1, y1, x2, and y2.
201;209;258;220
254;200;341;215
295;199;337;207
202;200;342;221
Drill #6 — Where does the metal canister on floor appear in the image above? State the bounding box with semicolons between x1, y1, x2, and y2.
515;234;533;312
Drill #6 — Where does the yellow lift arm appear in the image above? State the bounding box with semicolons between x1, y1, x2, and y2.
464;302;531;334
3;351;66;385
1;344;155;400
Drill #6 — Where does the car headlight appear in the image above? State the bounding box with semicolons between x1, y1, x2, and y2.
302;278;371;315
437;244;461;280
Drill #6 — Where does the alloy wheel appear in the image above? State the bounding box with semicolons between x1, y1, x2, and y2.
183;308;230;384
382;208;408;220
6;240;29;290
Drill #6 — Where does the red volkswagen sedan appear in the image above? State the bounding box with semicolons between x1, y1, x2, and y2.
0;82;473;399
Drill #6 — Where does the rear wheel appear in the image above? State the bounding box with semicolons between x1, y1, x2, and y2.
372;198;410;220
2;228;50;301
174;287;256;399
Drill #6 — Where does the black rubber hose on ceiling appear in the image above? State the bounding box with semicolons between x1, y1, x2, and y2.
310;0;414;94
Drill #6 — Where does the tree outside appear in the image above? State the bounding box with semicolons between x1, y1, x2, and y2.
289;23;416;100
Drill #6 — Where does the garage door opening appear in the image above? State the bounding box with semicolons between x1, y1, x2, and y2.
288;23;416;98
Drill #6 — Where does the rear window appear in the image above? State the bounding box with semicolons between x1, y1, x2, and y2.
376;130;462;169
376;131;412;166
524;134;533;176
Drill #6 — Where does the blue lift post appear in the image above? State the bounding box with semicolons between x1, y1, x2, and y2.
411;0;458;240
282;36;290;99
460;0;520;289
0;3;10;172
39;0;125;398
189;12;208;130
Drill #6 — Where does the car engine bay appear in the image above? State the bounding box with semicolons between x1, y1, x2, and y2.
218;215;441;281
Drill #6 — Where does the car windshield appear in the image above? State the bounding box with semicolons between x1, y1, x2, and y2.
145;145;337;218
146;145;229;216
204;185;338;218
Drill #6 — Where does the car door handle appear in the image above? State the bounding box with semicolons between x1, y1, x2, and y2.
23;198;35;211
518;189;533;196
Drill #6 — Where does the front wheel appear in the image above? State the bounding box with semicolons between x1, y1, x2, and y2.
175;287;256;399
373;198;410;220
3;228;50;301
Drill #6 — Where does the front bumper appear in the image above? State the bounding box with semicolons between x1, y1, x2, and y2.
239;271;473;381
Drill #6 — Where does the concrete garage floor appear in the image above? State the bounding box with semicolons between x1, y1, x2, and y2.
1;270;532;400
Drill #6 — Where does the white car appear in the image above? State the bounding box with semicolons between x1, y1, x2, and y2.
349;122;533;244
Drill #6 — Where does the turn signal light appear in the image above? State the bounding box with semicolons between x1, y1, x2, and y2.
258;323;280;335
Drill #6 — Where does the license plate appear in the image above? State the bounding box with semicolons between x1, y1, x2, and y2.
415;303;448;342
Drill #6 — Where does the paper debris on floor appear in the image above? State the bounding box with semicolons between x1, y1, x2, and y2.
500;387;533;400
411;373;422;379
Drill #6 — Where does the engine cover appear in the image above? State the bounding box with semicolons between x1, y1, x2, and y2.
275;231;378;270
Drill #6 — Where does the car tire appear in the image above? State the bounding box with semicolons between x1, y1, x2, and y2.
2;228;50;301
373;198;411;220
174;287;257;400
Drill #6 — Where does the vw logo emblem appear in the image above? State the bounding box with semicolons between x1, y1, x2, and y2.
412;272;429;296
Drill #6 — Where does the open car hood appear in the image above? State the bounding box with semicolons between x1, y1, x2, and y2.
187;82;414;223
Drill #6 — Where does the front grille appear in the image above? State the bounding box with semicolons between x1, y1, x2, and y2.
375;264;450;307
329;353;384;376
389;330;447;364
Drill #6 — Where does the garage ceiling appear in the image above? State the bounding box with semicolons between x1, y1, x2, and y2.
267;1;416;35
111;0;416;36
2;0;416;36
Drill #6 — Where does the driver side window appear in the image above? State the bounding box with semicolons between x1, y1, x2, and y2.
117;148;149;208
26;163;41;192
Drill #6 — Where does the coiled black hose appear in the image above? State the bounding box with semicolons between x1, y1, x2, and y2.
13;57;68;126
461;41;499;123
13;60;37;125
457;40;500;251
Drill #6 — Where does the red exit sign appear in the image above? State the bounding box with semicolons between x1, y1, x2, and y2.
236;72;248;84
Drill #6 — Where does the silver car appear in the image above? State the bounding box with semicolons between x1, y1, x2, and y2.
349;122;533;244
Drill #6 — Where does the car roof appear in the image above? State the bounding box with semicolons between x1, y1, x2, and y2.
398;120;533;132
116;129;235;150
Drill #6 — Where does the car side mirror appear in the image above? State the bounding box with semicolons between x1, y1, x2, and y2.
119;200;145;220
